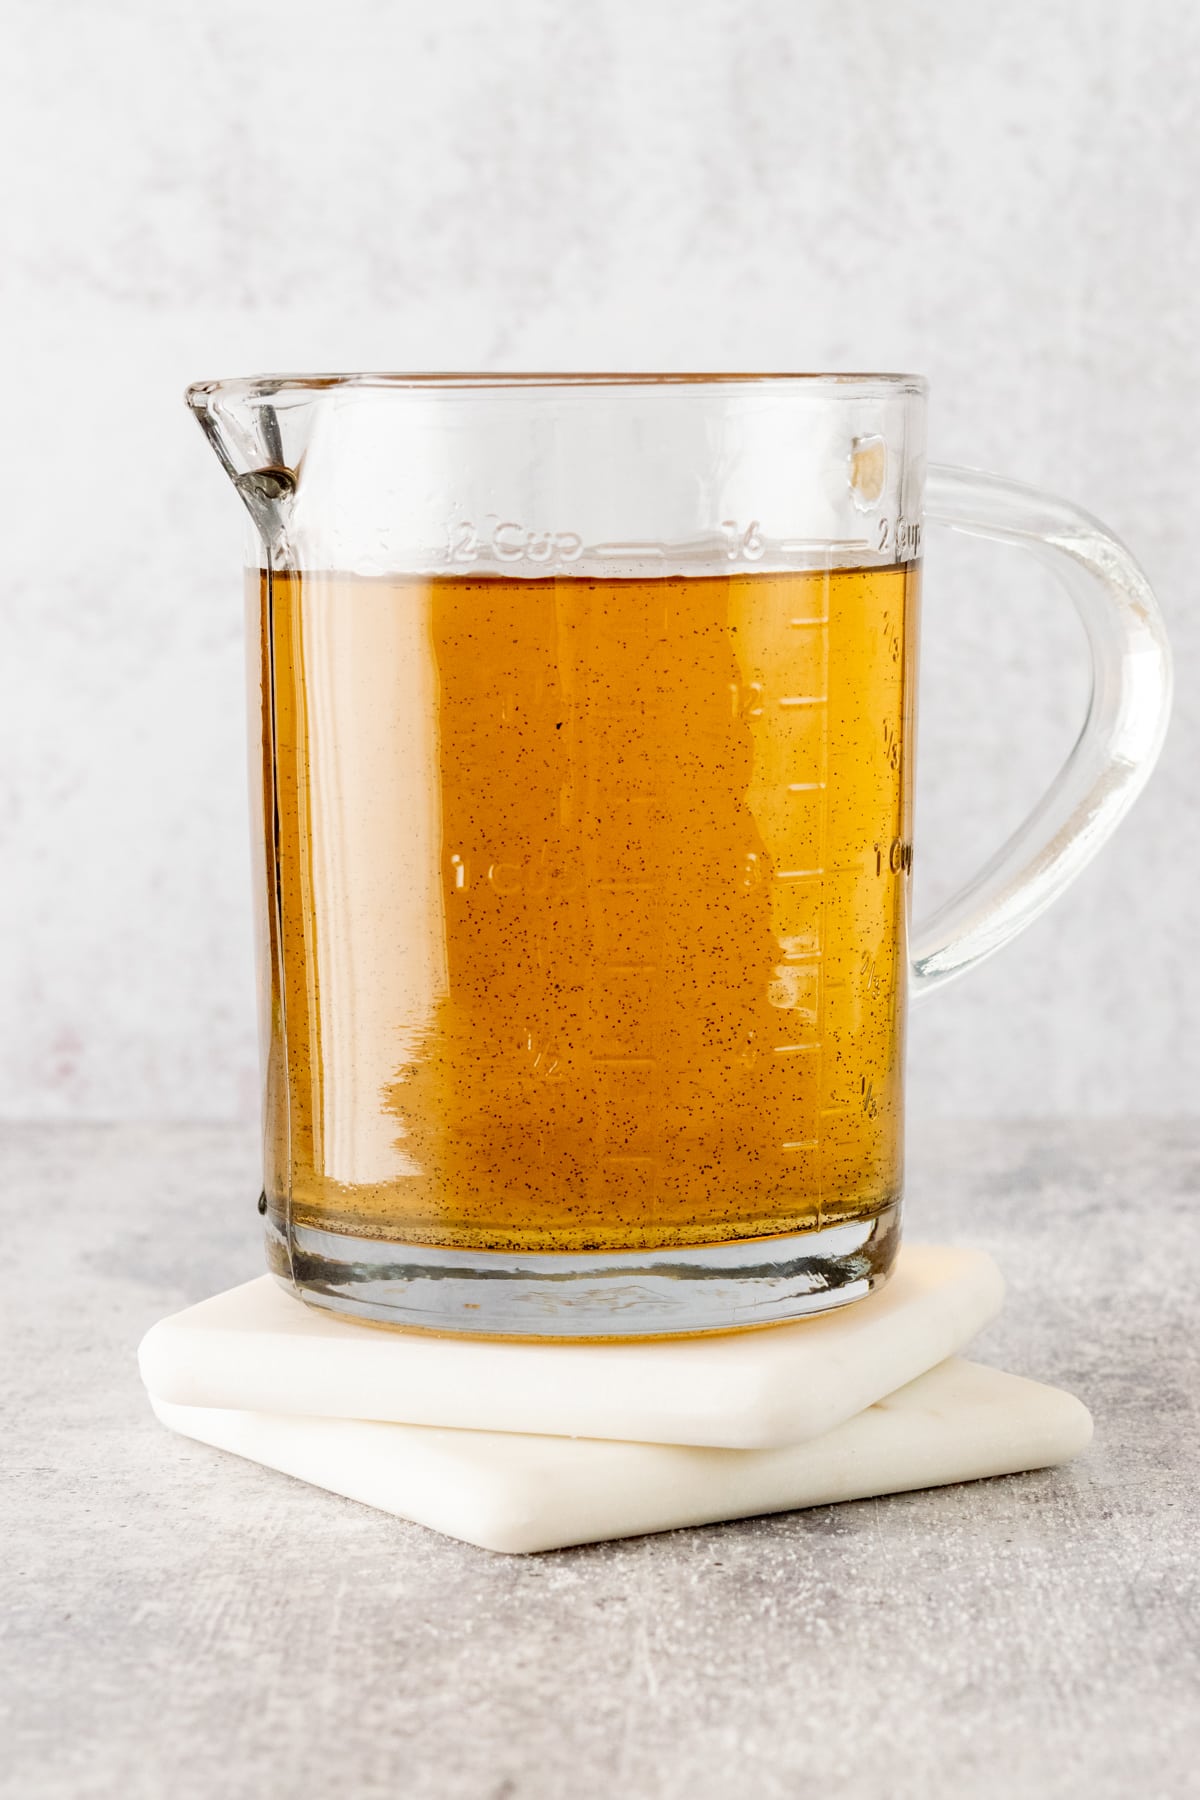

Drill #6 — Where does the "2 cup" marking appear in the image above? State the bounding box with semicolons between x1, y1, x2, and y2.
447;516;923;564
449;520;583;563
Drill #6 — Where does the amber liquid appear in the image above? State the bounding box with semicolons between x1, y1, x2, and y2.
252;565;918;1253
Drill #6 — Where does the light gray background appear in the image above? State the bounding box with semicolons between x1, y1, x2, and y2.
2;0;1195;1123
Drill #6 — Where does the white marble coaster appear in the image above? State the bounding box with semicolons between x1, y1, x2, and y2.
139;1244;1003;1450
150;1359;1091;1554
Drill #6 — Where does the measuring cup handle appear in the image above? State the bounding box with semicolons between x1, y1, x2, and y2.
910;464;1172;997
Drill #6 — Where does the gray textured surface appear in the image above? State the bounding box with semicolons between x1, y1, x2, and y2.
3;1122;1198;1799
2;0;1198;1123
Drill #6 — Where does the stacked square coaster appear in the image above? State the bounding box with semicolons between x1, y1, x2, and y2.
139;1245;1091;1554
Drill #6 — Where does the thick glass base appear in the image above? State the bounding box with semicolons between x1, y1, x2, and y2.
266;1203;901;1339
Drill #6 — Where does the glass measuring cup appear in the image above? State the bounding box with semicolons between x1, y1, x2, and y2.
188;373;1171;1337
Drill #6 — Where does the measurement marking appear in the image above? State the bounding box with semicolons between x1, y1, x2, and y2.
773;1044;816;1056
779;538;873;554
789;616;829;628
778;695;826;708
786;782;825;792
776;868;823;880
591;542;666;558
782;1140;819;1152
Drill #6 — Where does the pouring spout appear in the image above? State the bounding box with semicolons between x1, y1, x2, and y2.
186;377;313;562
